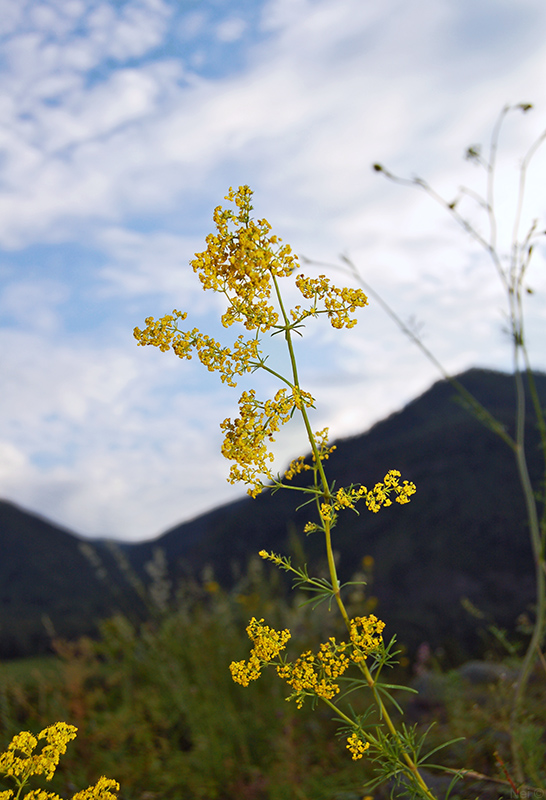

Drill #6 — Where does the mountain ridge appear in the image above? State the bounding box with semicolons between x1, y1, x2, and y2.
1;367;545;659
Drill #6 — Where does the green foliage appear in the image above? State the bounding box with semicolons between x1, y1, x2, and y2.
2;579;546;798
0;573;388;799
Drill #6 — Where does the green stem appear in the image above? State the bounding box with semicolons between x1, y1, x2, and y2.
270;268;437;798
269;271;331;494
322;451;434;796
509;356;546;782
320;695;355;726
323;516;350;627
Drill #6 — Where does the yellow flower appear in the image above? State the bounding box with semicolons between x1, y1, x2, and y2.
318;638;350;678
191;186;298;332
283;455;311;481
258;550;285;567
333;485;367;511
134;312;259;388
349;615;385;662
72;777;120;800
395;479;417;504
0;723;77;783
247;617;291;661
346;732;370;760
311;428;336;462
221;387;304;495
229;654;262;686
134;189;375;499
276;637;351;708
0;724;119;800
35;723;78;780
277;652;322;708
365;470;416;513
229;618;291;686
294;273;368;328
303;521;319;533
320;503;335;523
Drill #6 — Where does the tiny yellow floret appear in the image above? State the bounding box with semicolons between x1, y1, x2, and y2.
346;732;370;760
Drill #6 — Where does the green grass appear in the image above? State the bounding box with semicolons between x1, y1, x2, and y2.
0;654;63;681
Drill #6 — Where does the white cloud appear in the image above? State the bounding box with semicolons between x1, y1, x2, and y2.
0;321;246;537
0;277;69;331
216;17;247;43
95;227;201;298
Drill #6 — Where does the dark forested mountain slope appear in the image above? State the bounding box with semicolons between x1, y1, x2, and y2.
128;368;546;659
2;368;545;659
0;501;142;657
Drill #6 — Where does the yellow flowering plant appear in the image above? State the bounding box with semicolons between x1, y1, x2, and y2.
135;186;458;798
0;723;119;800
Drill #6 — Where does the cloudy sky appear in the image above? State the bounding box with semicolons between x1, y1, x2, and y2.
1;0;546;542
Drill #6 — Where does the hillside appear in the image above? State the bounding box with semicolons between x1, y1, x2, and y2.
0;501;143;657
2;367;545;660
126;367;546;660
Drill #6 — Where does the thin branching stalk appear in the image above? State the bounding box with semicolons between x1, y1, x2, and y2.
307;103;546;784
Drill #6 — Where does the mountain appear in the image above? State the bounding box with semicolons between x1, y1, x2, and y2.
1;368;545;660
0;501;144;658
126;367;546;660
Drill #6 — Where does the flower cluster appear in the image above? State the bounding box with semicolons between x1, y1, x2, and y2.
0;724;119;800
277;638;351;708
346;732;370;760
134;310;259;388
285;428;337;508
135;187;372;497
312;428;336;459
72;777;120;800
0;723;77;783
231;615;385;710
191;185;298;332
349;615;386;663
133;309;188;352
257;549;286;567
230;617;291;686
334;485;368;509
283;455;311;481
303;469;416;533
294;274;368;329
220;388;313;496
365;469;417;513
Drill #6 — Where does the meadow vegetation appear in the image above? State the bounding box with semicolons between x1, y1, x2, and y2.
0;566;544;799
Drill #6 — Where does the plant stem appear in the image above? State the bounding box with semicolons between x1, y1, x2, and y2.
369;105;546;784
323;516;437;799
270;269;438;799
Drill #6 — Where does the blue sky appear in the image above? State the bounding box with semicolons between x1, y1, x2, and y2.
1;0;546;541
